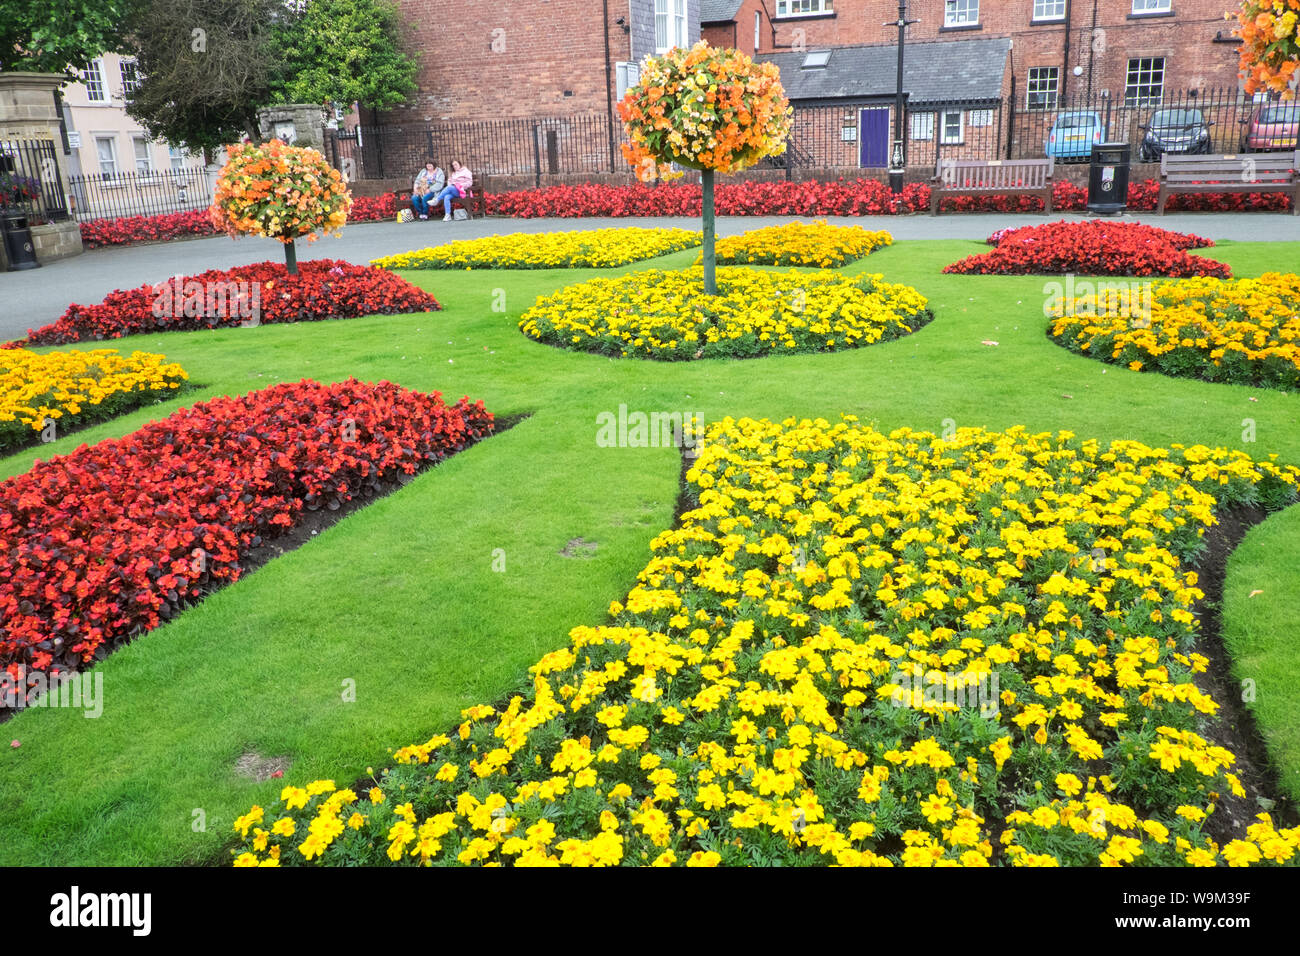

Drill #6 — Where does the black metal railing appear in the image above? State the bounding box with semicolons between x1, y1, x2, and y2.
327;114;623;186
0;139;69;223
66;166;212;223
1006;87;1288;162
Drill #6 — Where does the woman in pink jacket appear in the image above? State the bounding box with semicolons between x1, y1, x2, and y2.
431;161;473;220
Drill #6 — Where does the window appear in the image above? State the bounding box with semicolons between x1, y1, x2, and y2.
616;61;641;101
1125;57;1164;105
654;0;688;53
81;60;107;103
133;136;153;176
1032;0;1067;20
168;146;186;173
909;112;935;141
95;136;118;176
1131;0;1171;13
801;50;831;68
755;11;761;51
969;109;993;127
120;59;141;100
940;110;964;144
944;0;979;27
774;0;833;16
1027;66;1060;110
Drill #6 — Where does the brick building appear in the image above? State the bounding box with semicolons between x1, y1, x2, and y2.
700;1;1250;103
382;0;701;124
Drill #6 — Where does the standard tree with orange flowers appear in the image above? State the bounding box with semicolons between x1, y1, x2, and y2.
209;138;352;274
618;41;791;294
1233;1;1300;97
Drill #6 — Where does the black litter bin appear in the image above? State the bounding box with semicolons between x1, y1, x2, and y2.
1087;143;1130;215
2;213;40;271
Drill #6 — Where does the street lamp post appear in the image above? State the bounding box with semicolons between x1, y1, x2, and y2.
887;1;918;194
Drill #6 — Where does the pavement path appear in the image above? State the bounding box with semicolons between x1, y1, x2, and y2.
2;210;1297;341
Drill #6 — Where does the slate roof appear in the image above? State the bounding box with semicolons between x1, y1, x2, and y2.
700;0;745;23
756;36;1011;106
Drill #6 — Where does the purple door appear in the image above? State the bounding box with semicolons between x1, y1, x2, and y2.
859;108;890;167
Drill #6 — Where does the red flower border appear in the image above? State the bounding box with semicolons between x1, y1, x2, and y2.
0;378;494;704
11;259;440;347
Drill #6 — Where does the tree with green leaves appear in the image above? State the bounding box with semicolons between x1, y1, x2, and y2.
124;0;281;158
0;0;141;76
271;0;419;111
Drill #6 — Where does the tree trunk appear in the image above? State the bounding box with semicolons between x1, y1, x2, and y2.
285;239;298;275
702;168;717;295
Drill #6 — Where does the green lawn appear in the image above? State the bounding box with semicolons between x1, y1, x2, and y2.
2;237;1298;865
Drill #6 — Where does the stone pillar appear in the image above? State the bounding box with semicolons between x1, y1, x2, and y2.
0;72;83;263
255;103;330;150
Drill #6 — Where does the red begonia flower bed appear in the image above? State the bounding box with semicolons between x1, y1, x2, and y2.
75;178;1294;249
484;177;1295;218
78;194;400;249
942;220;1231;277
10;260;439;347
0;379;494;705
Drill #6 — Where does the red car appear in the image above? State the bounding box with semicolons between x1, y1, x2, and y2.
1240;103;1300;152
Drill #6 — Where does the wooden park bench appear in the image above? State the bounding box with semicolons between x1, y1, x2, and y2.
930;158;1054;216
396;177;487;219
1157;151;1299;215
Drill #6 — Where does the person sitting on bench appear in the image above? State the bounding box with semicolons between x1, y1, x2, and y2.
432;160;473;221
410;161;445;220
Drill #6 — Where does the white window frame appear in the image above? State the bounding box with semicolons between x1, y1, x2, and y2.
944;0;979;27
81;60;107;103
132;135;154;177
774;0;834;18
968;109;993;127
1131;0;1171;14
940;110;964;145
1027;66;1060;110
1125;57;1165;106
909;112;935;141
168;146;186;173
120;59;141;100
755;11;762;51
94;136;119;178
1032;0;1067;21
655;0;688;54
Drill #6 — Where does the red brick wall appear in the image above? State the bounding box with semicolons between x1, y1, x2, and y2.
384;0;633;123
702;0;773;55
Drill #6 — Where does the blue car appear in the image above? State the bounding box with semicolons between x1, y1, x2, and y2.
1045;111;1105;162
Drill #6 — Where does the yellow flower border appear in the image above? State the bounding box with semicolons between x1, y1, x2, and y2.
518;266;931;360
232;418;1300;867
371;228;701;271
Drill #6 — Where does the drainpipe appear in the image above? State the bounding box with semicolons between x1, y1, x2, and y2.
603;0;616;172
1061;0;1074;101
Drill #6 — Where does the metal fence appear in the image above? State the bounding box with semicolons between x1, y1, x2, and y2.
322;88;1294;187
1004;86;1290;162
0;139;69;223
66;166;212;223
327;114;622;185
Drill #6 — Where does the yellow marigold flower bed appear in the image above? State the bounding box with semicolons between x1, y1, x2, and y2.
370;228;701;270
518;266;931;360
0;347;188;453
233;418;1300;867
1049;272;1300;390
709;221;893;267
